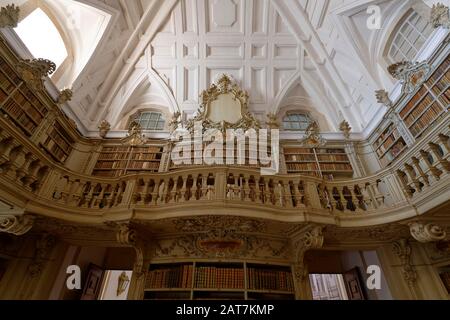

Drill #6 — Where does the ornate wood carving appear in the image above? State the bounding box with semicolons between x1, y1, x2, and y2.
16;59;56;91
0;4;19;28
388;61;430;95
409;222;447;243
430;3;450;29
0;214;34;236
185;74;260;133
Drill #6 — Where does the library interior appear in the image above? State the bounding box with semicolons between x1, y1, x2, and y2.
0;0;449;301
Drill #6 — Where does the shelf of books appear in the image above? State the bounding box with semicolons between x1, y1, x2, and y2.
284;147;353;179
93;145;164;177
144;262;295;300
373;123;408;167
399;54;449;139
170;143;272;170
0;57;49;136
40;121;75;163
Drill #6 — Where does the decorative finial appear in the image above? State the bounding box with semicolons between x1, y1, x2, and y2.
339;120;352;139
98;120;111;139
430;3;450;29
57;88;73;105
375;89;393;108
266;113;280;129
0;4;20;28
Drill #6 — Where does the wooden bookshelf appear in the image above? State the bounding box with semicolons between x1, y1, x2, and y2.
399;54;449;139
373;123;408;167
93;145;163;177
284;147;353;179
40;121;75;163
144;262;295;300
170;142;272;170
0;56;48;136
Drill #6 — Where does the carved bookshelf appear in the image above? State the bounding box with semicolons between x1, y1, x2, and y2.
284;147;353;179
373;123;408;167
0;56;49;136
93;145;164;177
399;53;449;139
40;121;75;163
144;262;295;300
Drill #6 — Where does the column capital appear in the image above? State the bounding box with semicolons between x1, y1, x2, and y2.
0;214;34;236
409;221;447;243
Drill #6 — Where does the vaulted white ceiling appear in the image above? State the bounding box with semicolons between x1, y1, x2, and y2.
11;0;441;136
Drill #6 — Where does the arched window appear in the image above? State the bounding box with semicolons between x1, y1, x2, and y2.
133;112;165;131
387;10;433;64
283;113;312;131
15;8;68;69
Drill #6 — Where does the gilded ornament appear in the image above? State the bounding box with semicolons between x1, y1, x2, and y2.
98;120;111;139
300;121;325;147
16;58;56;91
375;89;393;108
57;88;73;105
388;61;430;95
339;120;352;139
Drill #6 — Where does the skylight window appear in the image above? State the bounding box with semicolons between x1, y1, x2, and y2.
15;8;68;69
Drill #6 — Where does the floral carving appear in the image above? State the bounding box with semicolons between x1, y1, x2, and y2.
339;120;352;139
57;89;73;105
16;58;56;91
430;3;450;29
409;222;447;243
300;121;325;147
375;89;393;108
98;120;111;139
0;4;20;28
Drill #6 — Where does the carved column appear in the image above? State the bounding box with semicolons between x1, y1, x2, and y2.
0;214;34;236
291;225;324;300
392;239;419;299
116;224;151;300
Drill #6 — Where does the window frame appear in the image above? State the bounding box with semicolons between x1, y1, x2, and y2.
282;112;313;131
131;111;166;131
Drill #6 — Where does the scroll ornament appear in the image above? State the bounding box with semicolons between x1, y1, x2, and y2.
409;222;447;243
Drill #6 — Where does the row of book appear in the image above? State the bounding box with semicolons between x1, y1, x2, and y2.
285;154;316;162
426;58;449;87
101;146;131;153
403;94;438;123
127;161;160;170
1;99;37;134
320;163;353;172
48;129;71;151
195;267;245;289
98;153;131;160
375;130;401;156
373;124;395;149
286;163;319;172
247;268;294;292
130;153;162;161
94;161;128;170
409;104;444;137
42;138;69;162
146;265;194;289
399;87;428;119
0;73;15;93
0;59;21;85
316;154;350;162
380;139;407;164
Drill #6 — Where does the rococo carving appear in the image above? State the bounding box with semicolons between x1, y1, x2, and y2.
300;121;325;147
0;214;34;236
375;89;393;108
409;222;447;243
0;4;20;28
16;58;57;91
266;113;280;129
98;120;111;139
430;3;450;29
185;74;261;133
292;225;324;280
388;61;430;95
57;88;73;105
392;239;417;287
339;120;352;139
28;233;56;278
124;121;147;146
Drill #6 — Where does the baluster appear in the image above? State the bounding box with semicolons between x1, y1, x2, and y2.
282;182;292;208
438;134;449;153
15;153;33;183
193;175;199;200
243;176;250;202
93;184;107;209
420;150;442;180
82;184;95;208
411;157;429;186
61;178;74;204
396;170;414;199
373;180;387;206
404;164;423;192
71;180;84;206
428;143;450;173
180;175;188;202
105;184;115;208
139;179;150;205
2;146;23;178
114;183;124;206
0;137;15;166
22;159;41;188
